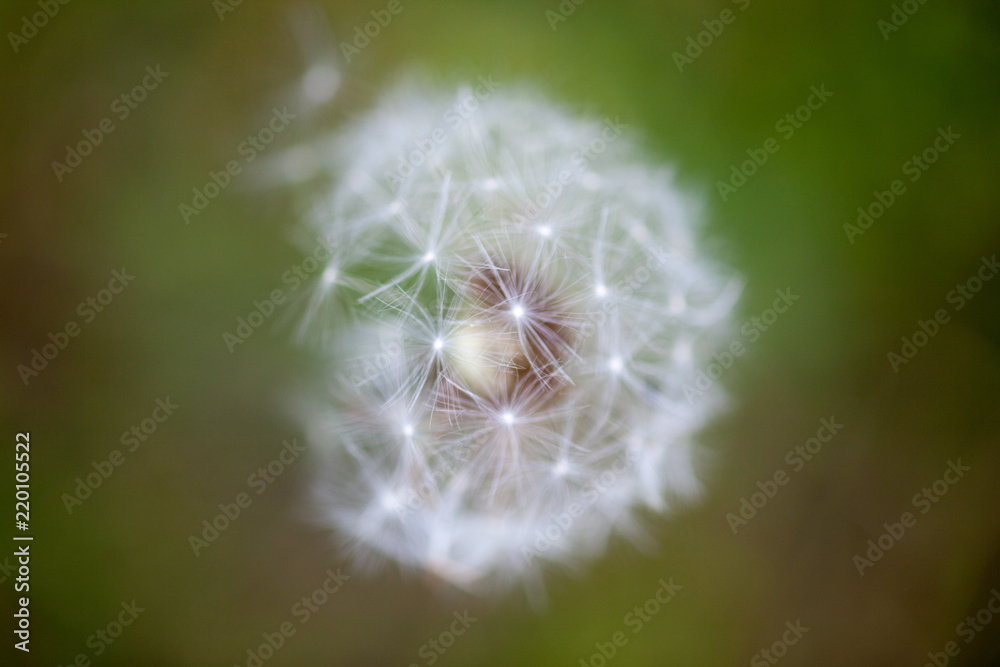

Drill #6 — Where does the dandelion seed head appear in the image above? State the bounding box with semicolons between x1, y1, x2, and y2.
293;76;739;595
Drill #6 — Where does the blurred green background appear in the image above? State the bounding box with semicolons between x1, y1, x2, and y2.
3;0;1000;665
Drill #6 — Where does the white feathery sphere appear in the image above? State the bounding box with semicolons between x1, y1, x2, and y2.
290;77;740;594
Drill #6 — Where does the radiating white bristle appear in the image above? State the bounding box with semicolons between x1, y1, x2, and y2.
292;76;739;595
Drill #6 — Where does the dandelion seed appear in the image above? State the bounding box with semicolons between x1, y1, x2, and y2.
302;63;340;105
380;492;401;512
321;266;337;287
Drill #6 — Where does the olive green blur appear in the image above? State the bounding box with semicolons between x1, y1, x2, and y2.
2;0;999;665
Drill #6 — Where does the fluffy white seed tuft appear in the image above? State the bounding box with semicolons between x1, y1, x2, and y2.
292;77;740;595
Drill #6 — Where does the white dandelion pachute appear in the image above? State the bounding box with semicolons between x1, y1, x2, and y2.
289;77;740;595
